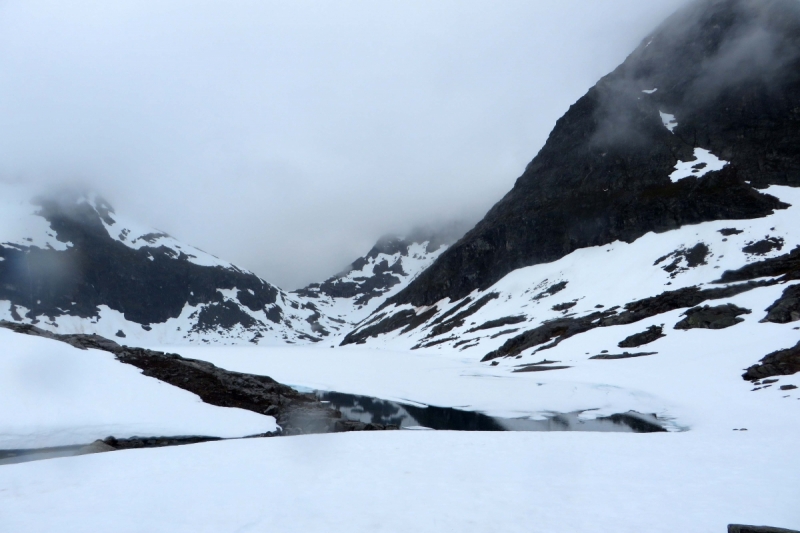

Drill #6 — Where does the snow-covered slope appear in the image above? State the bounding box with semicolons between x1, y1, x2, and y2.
0;327;276;449
341;185;800;386
342;0;800;382
293;228;463;326
0;182;341;345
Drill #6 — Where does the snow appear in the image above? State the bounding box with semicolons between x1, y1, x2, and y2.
669;147;729;182
642;88;658;94
659;110;678;132
1;182;799;531
0;431;797;533
302;240;448;325
0;328;276;449
338;186;800;361
97;206;235;269
0;182;72;251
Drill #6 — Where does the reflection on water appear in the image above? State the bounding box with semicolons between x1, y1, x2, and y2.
0;444;87;466
316;391;667;433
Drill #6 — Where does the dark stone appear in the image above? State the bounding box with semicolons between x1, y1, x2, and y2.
102;435;222;450
590;351;657;360
380;0;798;310
780;384;798;390
717;246;800;283
673;303;751;330
762;283;800;323
533;281;568;300
743;340;800;381
193;300;257;332
115;330;126;338
719;228;743;236
339;309;417;345
490;328;520;339
618;325;665;348
425;293;500;338
482;281;765;361
512;365;571;373
654;243;710;278
467;314;527;333
341;293;499;346
728;525;800;533
599;412;667;433
742;237;785;255
412;336;459;350
551;302;577;312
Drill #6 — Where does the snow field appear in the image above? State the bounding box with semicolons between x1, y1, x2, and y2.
0;430;797;533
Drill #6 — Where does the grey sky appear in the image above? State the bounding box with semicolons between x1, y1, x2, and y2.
0;0;688;289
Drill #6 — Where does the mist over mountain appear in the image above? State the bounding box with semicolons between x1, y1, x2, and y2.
387;0;800;309
0;0;688;290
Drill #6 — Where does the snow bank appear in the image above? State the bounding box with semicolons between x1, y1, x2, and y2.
0;329;276;449
0;431;796;533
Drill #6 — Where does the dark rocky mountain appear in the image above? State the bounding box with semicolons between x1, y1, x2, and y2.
0;185;339;344
385;0;800;309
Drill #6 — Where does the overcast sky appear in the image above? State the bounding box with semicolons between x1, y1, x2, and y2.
0;0;688;289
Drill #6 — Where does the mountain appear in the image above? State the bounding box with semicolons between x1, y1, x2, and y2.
340;0;800;364
293;224;467;326
0;183;341;345
385;0;800;309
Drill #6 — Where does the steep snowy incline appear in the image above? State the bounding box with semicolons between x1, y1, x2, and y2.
0;183;340;345
339;186;800;388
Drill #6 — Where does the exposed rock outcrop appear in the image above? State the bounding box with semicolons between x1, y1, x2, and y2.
618;325;665;348
742;340;800;381
482;281;767;361
673;303;751;330
762;284;800;323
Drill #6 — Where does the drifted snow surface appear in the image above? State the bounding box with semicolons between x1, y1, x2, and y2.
0;431;796;532
0;328;276;449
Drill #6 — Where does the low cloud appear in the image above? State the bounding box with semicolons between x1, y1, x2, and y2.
0;0;687;289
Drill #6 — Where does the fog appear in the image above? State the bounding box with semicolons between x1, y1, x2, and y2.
0;0;688;289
